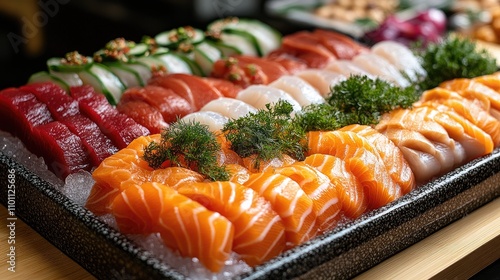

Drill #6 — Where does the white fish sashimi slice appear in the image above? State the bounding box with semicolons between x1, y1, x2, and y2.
371;41;427;81
236;85;302;112
324;60;376;80
295;70;347;97
201;97;258;120
181;111;228;132
352;53;411;87
269;75;325;107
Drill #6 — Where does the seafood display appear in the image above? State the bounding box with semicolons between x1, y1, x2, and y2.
1;15;500;279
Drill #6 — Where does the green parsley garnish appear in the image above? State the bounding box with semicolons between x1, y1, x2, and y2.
416;35;497;91
295;75;418;131
143;120;229;181
222;100;307;169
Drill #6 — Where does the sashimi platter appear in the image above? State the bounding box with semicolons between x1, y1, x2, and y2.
1;15;500;279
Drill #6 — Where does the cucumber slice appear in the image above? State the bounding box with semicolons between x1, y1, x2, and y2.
28;71;70;91
126;62;152;85
174;53;204;76
47;56;93;73
135;56;168;71
106;62;144;87
129;43;149;57
155;52;193;74
205;40;242;57
218;31;259;56
77;63;125;105
49;70;84;87
155;27;205;49
193;42;222;76
208;18;282;56
226;19;282;56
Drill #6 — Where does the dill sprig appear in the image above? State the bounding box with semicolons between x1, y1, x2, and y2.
143;120;229;181
416;35;497;91
222;100;307;169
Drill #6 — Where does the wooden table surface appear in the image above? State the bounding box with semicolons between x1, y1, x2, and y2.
1;198;498;280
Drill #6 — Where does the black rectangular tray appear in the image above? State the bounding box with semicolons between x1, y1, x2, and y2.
1;148;499;279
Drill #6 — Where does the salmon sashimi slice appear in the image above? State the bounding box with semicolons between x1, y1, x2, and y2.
380;128;443;184
241;154;297;173
23;82;118;166
307;130;401;209
230;55;289;84
416;102;494;161
117;100;169;134
70;85;151;149
243;172;319;247
203;77;242;98
86;134;160;214
417;89;500;147
339;124;416;195
119;85;194;123
312;29;368;59
473;72;500;91
226;163;251;184
177;181;286;266
376;109;457;174
304;154;367;219
273;162;341;233
148;167;205;189
440;78;500;111
148;74;196;108
112;182;234;272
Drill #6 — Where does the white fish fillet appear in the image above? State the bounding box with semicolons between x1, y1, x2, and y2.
352;53;411;87
324;60;375;79
201;97;257;120
269;75;325;106
181;111;228;132
295;69;346;97
371;40;427;82
236;85;302;112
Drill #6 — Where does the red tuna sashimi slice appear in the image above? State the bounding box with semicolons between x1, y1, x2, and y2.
117;100;168;134
203;77;242;98
164;73;224;110
70;85;150;149
120;85;193;123
32;121;92;178
22;82;118;166
312;29;369;59
230;55;289;84
0;88;54;149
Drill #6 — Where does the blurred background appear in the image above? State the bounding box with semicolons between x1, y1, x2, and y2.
0;0;301;89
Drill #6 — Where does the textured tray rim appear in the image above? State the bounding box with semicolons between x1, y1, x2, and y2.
1;148;499;279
